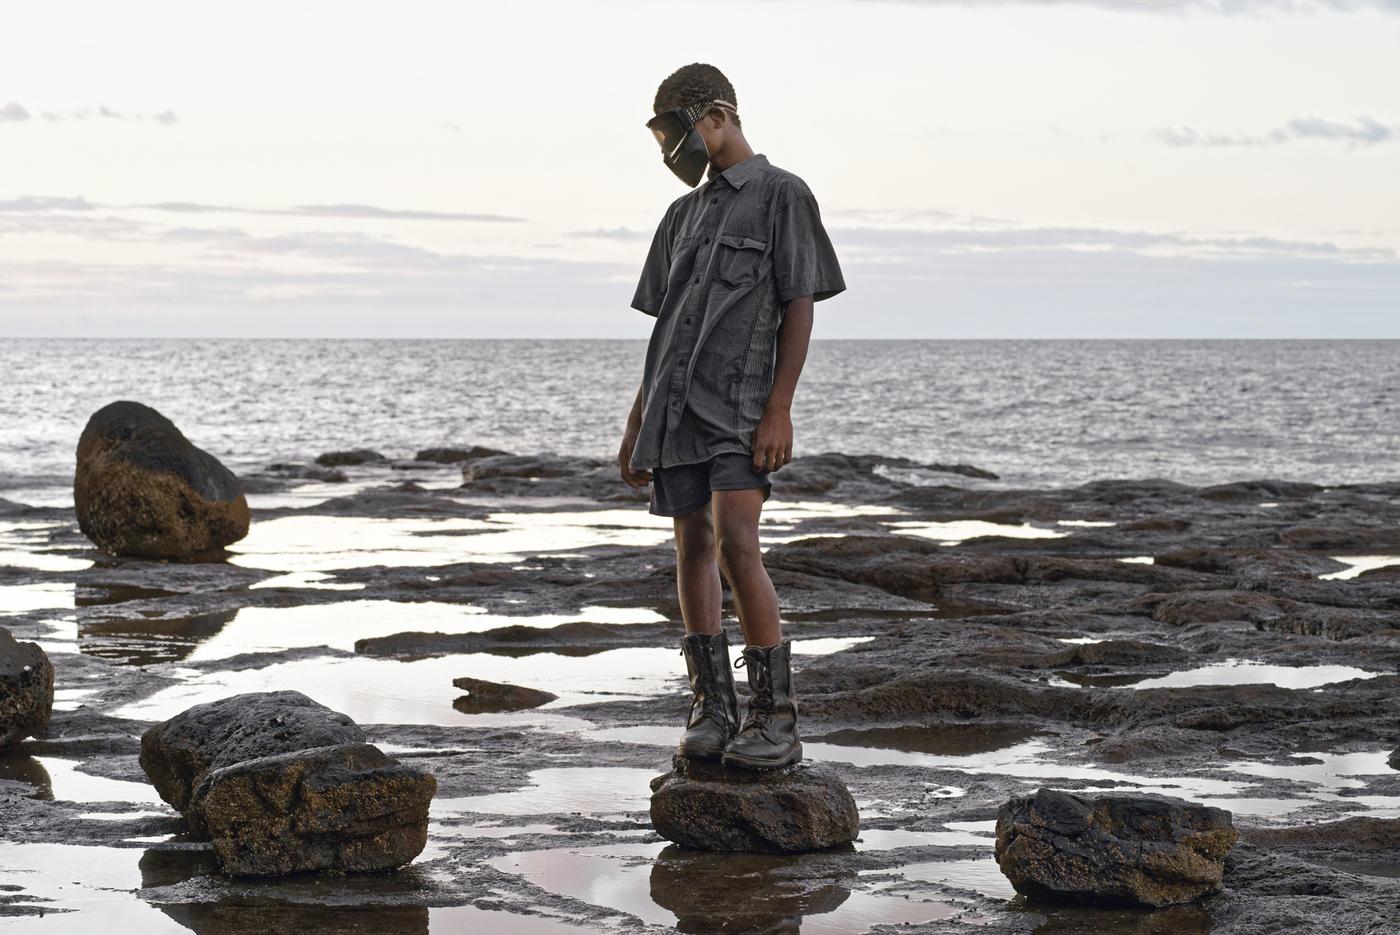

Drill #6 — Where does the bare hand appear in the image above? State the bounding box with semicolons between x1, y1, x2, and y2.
751;406;792;473
618;429;653;488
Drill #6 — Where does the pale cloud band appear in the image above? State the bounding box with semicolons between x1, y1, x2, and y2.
0;102;178;125
1156;116;1399;147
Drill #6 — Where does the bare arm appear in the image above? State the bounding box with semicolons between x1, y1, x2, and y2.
618;381;652;488
751;295;814;472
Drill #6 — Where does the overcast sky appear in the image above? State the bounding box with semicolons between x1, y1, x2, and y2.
2;0;1397;338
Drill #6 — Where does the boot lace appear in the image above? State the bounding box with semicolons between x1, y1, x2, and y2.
734;654;775;730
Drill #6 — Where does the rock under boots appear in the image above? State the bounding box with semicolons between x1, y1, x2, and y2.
722;640;803;770
677;631;741;761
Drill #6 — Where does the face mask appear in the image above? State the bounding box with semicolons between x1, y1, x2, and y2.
646;99;736;188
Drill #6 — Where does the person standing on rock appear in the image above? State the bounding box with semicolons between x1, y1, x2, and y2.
618;63;846;769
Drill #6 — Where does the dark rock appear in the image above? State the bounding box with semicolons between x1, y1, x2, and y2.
139;690;365;830
0;627;53;747
995;788;1237;907
1390;747;1399;770
74;400;250;558
314;448;385;467
265;462;348;483
649;753;859;853
191;741;436;876
1133;590;1295;625
415;445;511;464
451;676;558;713
461;453;604;480
1197;480;1322;502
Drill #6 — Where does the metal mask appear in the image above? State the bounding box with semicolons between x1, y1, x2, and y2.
646;99;736;188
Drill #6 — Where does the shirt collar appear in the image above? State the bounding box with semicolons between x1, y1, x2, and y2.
705;153;769;189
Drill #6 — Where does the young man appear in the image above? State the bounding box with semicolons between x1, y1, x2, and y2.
618;63;845;769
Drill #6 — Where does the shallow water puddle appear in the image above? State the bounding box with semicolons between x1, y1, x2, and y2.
179;601;667;662
0;841;595;934
0;521;90;571
855;827;995;849
0;581;74;614
1119;661;1381;691
886;519;1066;543
27;756;170;806
487;840;972;933
435;767;659;816
113;648;679;726
1319;555;1400;580
115;637;867;726
572;730;1250;802
1222;750;1395;789
894;856;1018;899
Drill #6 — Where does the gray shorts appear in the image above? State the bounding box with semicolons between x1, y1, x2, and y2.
649;453;772;518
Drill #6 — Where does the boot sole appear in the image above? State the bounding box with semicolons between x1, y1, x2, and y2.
678;738;730;760
721;742;803;770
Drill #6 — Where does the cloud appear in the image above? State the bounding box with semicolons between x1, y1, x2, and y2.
0;196;98;212
0;104;179;125
0;195;521;224
1155;116;1400;148
135;201;524;223
567;227;652;240
865;0;1400;11
830;224;1395;261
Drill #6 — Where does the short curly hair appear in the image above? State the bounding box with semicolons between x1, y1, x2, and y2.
653;63;741;129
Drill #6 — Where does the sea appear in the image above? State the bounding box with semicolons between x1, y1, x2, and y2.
1;338;1396;492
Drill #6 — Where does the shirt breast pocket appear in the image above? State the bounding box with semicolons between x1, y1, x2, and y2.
715;233;767;288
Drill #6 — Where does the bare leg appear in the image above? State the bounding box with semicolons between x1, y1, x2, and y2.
711;488;781;647
674;503;722;636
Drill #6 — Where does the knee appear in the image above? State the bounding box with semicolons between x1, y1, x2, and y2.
716;531;761;578
674;521;715;567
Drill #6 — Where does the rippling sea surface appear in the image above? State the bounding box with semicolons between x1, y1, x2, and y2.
2;338;1396;487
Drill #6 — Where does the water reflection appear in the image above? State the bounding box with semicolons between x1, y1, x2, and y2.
80;609;238;665
488;841;969;934
886;519;1066;544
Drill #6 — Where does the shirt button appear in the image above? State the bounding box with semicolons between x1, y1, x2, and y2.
677;357;686;366
710;197;718;204
694;278;700;285
684;316;692;324
703;237;711;244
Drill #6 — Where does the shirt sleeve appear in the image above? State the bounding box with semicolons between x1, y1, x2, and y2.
771;187;846;305
630;212;672;317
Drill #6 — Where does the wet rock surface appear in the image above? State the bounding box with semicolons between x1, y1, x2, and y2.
193;741;436;876
649;753;860;853
0;626;53;747
140;690;366;830
451;676;557;713
74;400;250;557
2;448;1399;931
995;788;1238;907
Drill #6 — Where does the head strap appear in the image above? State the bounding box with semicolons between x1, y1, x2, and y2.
680;99;737;124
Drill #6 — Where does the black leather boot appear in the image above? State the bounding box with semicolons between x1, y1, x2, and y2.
722;639;803;770
677;630;741;760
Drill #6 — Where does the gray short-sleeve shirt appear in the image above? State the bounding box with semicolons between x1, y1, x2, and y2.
628;153;845;472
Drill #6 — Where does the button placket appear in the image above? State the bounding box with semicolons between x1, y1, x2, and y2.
661;183;726;460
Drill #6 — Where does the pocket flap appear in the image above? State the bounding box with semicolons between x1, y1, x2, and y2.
718;233;767;251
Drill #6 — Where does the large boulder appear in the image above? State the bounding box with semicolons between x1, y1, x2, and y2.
0;627;53;747
649;754;859;853
140;690;365;831
191;741;436;876
74;401;249;558
995;788;1237;907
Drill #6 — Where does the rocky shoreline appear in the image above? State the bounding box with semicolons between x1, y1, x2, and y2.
1;442;1398;933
